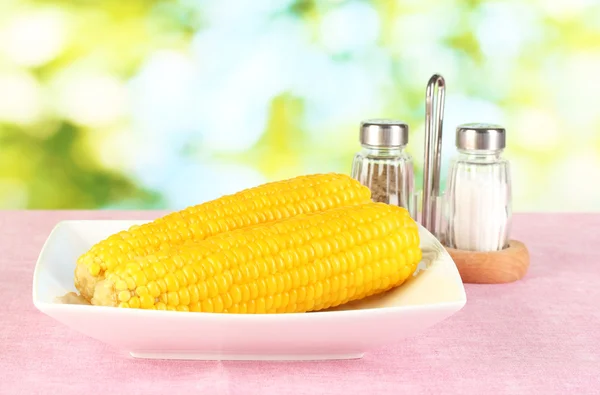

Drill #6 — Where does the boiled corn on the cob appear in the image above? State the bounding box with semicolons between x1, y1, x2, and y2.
91;202;421;313
75;173;372;301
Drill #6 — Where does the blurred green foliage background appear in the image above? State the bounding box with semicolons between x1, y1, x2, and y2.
0;0;599;211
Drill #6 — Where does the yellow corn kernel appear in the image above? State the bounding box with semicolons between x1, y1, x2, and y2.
230;285;242;304
89;262;101;276
167;291;179;307
178;287;191;306
128;296;141;309
201;299;214;313
164;273;179;292
115;280;128;292
147;281;161;298
197;282;208;301
125;277;136;291
118;291;131;303
132;271;148;287
140;294;154;309
74;173;372;301
222;293;233;309
213;296;224;312
188;284;200;303
156;278;167;293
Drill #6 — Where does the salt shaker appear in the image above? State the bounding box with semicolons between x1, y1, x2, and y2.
351;119;415;214
444;123;512;252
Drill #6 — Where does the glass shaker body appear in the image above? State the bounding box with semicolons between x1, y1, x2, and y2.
445;149;512;252
351;145;415;212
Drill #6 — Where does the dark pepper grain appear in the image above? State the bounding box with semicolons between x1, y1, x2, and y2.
365;161;410;208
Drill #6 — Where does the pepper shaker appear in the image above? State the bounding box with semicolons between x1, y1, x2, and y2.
350;119;415;216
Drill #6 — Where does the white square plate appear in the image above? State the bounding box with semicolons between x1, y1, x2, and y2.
33;220;466;361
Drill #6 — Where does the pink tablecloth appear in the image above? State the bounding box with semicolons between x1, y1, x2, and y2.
0;211;598;395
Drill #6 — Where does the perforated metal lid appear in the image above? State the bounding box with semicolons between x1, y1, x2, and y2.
456;123;506;151
360;119;409;147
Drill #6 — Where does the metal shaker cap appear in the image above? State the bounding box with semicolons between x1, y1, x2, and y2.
456;123;506;151
360;119;409;147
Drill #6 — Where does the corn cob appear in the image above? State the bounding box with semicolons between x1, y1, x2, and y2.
90;202;421;313
75;173;371;301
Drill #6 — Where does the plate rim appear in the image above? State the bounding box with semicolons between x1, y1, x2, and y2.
32;219;467;320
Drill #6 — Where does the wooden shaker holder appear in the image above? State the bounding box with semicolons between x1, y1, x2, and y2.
444;240;530;284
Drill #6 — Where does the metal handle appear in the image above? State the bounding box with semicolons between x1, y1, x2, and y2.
421;74;446;233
